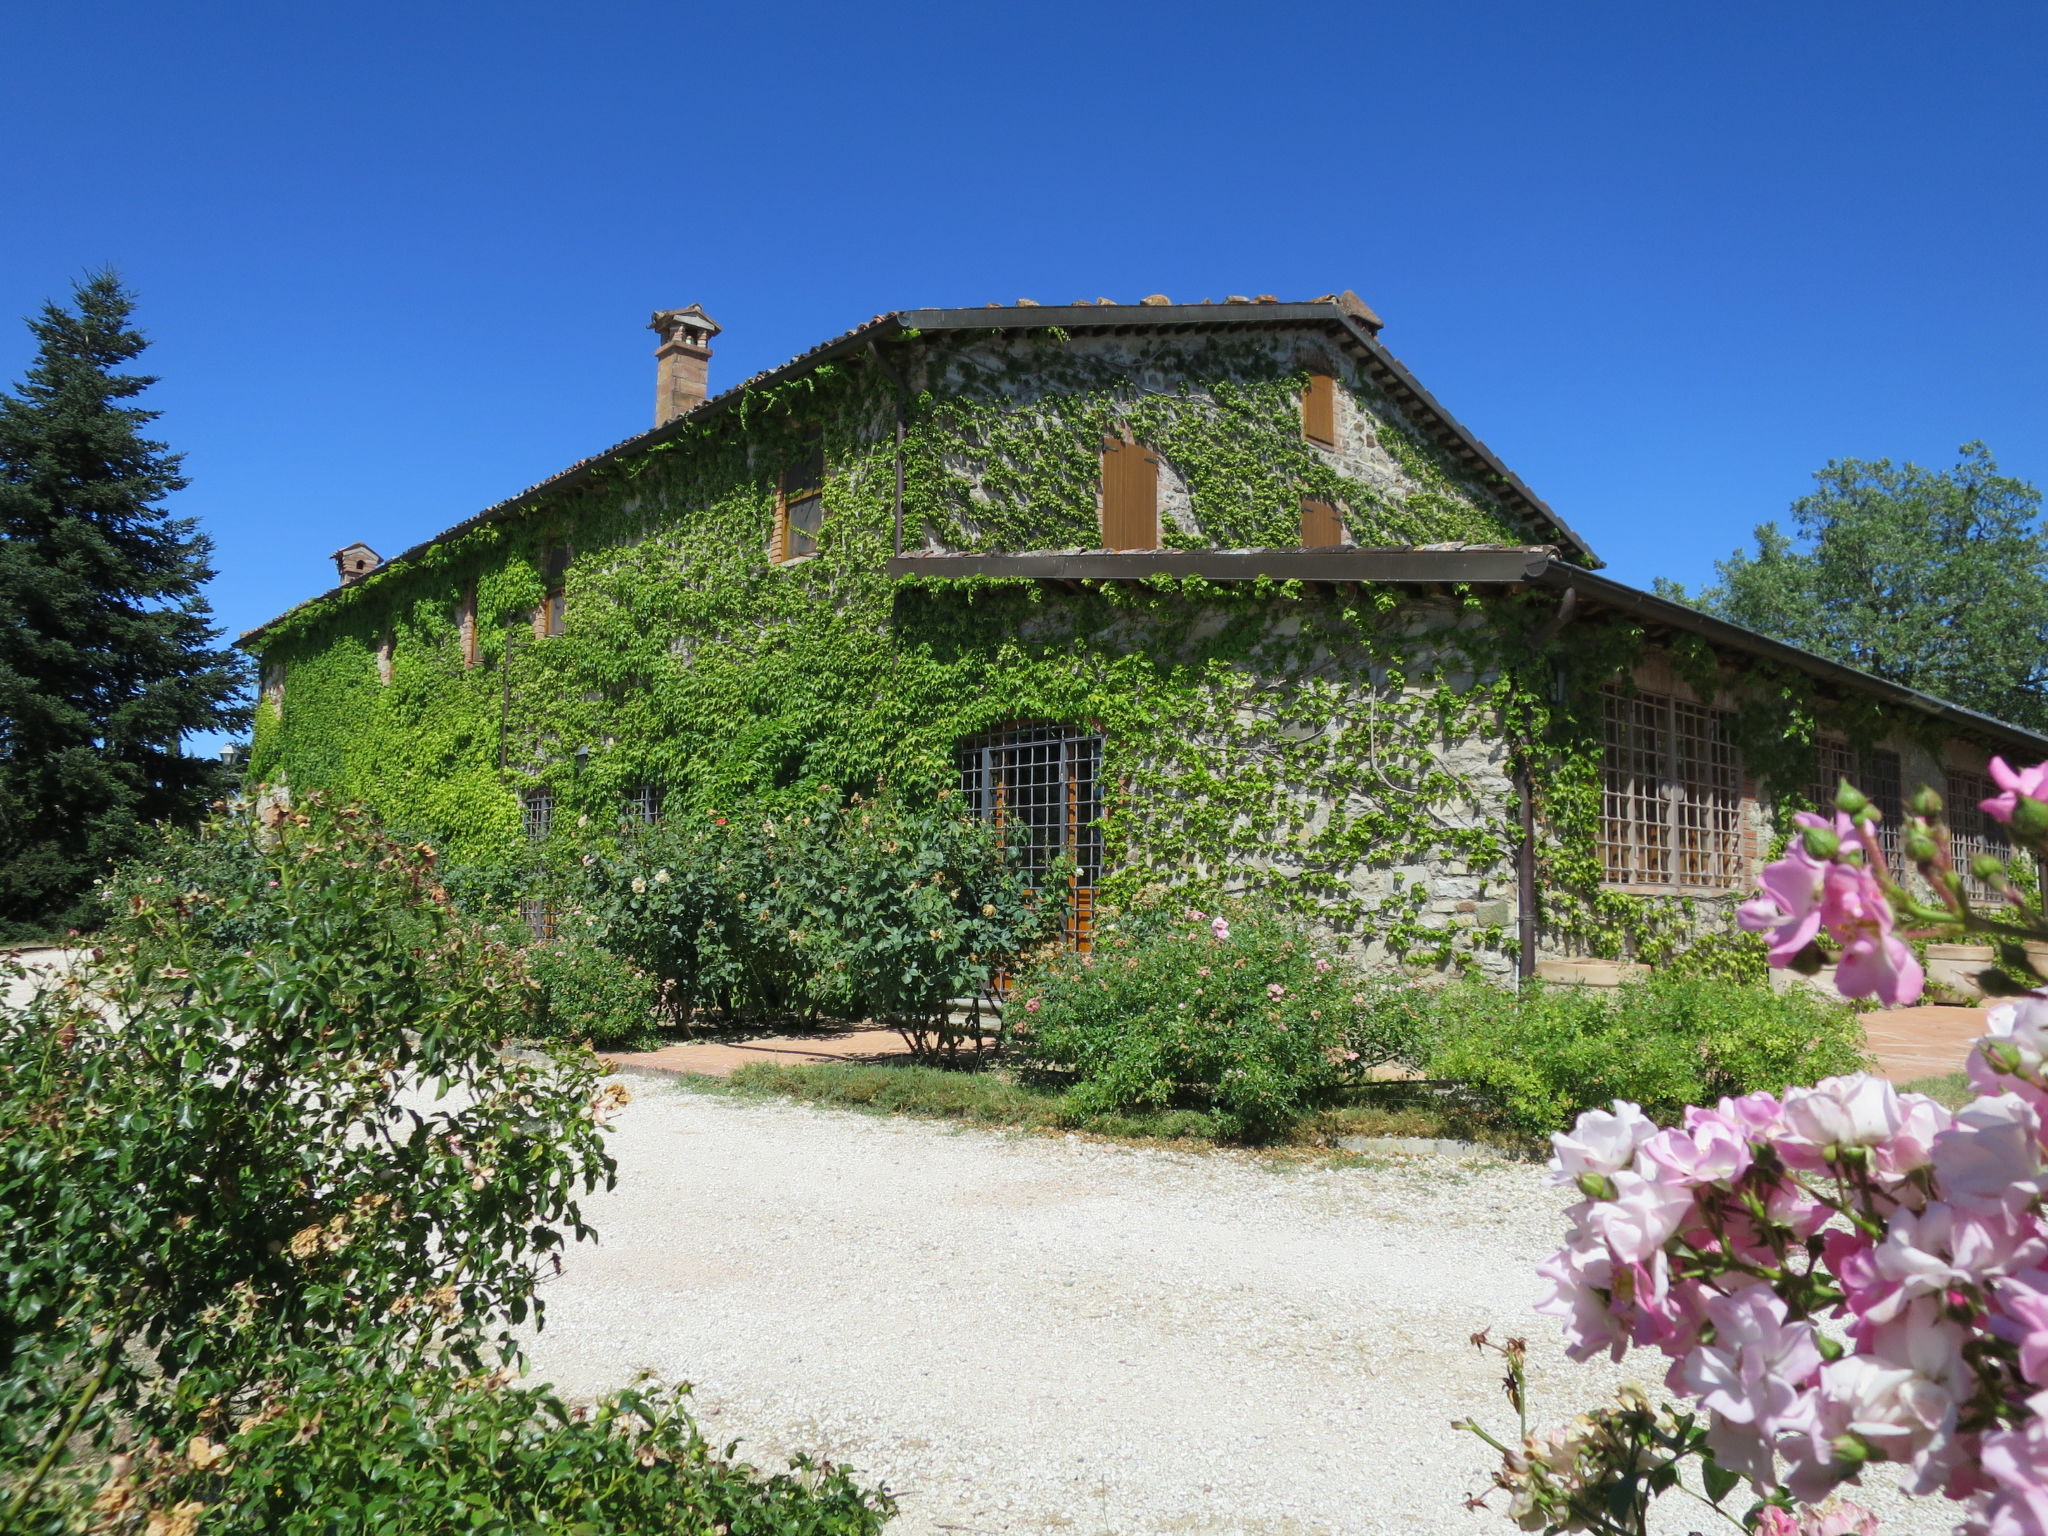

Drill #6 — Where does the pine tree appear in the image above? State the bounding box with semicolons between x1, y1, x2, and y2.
0;273;247;938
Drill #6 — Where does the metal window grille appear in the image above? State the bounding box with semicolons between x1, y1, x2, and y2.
1811;740;1904;871
517;897;556;943
622;784;661;828
1811;739;1856;816
1600;688;1743;890
956;722;1103;949
1948;768;2013;903
1863;749;1904;871
522;790;554;844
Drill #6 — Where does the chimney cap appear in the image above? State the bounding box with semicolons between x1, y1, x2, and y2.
332;542;383;584
651;304;722;345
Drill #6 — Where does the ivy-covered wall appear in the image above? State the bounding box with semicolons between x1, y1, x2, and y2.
245;319;1998;975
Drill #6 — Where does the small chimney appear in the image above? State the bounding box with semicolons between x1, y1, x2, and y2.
650;304;722;426
333;542;382;585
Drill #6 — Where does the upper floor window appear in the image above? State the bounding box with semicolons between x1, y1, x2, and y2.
1599;687;1742;890
376;631;395;686
458;588;480;668
539;545;570;637
521;789;554;844
775;433;826;561
957;721;1104;950
1099;437;1160;551
1299;497;1344;548
1301;373;1337;447
260;657;285;715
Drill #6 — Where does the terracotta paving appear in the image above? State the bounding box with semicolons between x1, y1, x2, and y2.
601;1026;915;1080
1859;1004;1990;1085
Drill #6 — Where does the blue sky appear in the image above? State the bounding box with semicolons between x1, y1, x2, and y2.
5;0;2045;738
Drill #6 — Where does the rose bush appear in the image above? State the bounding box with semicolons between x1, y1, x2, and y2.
1476;759;2048;1535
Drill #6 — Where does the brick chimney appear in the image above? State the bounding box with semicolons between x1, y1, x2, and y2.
333;542;382;584
650;304;722;426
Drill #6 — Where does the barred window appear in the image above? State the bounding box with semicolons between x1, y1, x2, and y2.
1947;767;2012;902
1600;688;1743;889
521;790;554;844
956;722;1103;949
1812;740;1903;870
517;897;556;943
622;784;662;828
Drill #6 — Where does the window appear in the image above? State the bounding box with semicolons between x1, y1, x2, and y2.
622;784;662;828
517;897;556;943
1813;739;1902;870
775;433;826;561
1600;688;1743;889
1947;767;2012;902
1302;373;1337;447
1299;497;1344;548
260;657;285;715
957;722;1104;950
521;789;554;844
1099;437;1160;551
458;588;479;668
539;545;570;637
376;632;395;686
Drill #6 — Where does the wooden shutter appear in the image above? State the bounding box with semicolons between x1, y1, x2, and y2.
1299;498;1343;547
1302;374;1337;446
1100;439;1159;550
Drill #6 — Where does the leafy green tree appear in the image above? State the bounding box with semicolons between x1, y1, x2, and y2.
0;272;246;938
1658;444;2048;731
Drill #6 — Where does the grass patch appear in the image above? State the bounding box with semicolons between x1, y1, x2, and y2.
1901;1071;1974;1110
693;1060;1519;1151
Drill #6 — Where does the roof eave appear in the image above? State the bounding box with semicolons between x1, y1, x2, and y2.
885;548;2048;754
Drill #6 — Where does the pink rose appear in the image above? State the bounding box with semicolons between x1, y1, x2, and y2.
1550;1100;1658;1184
1983;757;2048;825
1210;916;1231;942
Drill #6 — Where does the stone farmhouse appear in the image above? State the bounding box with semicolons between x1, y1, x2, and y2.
241;293;2048;984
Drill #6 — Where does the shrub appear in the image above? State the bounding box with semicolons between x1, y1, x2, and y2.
587;789;1061;1054
1411;972;1870;1137
1010;898;1399;1139
1;799;891;1533
522;926;661;1049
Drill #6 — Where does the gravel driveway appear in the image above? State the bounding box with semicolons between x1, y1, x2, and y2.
521;1081;1939;1536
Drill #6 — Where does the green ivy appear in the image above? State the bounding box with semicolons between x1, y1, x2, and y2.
245;328;1920;972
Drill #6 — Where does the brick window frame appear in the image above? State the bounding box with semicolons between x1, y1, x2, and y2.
1599;687;1744;891
774;433;826;562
